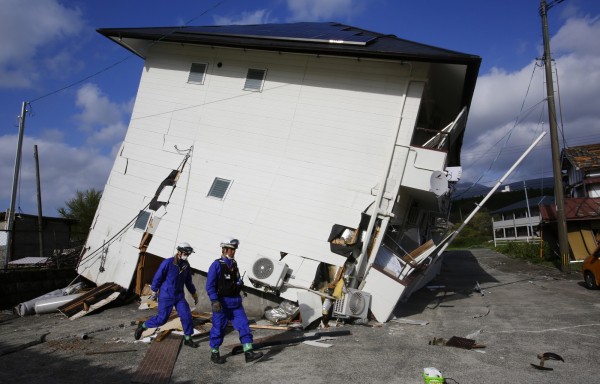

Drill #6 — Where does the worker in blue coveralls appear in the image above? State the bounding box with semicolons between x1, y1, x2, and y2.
206;237;264;364
134;241;200;348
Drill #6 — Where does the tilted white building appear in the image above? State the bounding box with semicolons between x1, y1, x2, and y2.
78;22;480;322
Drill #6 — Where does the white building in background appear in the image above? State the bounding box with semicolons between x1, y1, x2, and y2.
78;22;480;322
491;196;554;246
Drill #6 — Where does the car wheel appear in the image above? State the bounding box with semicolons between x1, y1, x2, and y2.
584;271;598;290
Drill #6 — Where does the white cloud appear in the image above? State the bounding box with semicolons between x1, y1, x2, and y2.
286;0;365;21
74;83;131;150
0;0;84;88
75;83;124;128
552;16;600;56
213;9;275;25
0;134;112;215
462;14;600;188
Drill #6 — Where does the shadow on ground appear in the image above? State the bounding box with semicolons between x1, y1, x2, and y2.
393;250;499;318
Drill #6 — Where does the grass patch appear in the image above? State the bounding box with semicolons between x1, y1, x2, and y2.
495;241;560;269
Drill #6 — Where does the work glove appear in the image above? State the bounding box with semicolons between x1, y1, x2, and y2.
149;291;157;301
192;292;199;305
211;300;222;313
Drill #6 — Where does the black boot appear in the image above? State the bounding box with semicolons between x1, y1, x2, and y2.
184;338;199;348
134;323;145;340
211;351;226;364
245;350;264;363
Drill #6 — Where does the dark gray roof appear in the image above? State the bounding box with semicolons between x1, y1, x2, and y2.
98;22;480;64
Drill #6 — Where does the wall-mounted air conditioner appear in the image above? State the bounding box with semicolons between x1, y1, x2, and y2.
249;256;289;289
333;288;371;320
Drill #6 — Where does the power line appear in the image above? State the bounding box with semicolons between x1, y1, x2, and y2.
27;0;227;105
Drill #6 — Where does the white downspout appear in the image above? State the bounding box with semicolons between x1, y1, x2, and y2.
351;76;413;289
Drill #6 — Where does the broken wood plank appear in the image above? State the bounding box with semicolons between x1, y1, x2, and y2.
228;330;352;355
58;282;124;318
68;292;122;320
155;329;173;342
249;324;291;331
131;333;182;384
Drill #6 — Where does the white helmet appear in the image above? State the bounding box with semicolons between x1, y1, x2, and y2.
220;237;240;249
177;241;194;254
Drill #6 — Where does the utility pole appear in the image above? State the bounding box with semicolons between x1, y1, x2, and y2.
34;145;44;258
5;101;28;270
540;0;570;271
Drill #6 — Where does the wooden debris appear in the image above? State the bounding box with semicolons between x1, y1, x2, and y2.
58;282;124;319
155;329;173;342
131;333;182;384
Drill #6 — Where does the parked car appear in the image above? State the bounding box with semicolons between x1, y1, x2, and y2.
583;246;600;289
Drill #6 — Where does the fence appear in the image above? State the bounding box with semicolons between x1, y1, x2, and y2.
0;230;7;269
0;228;83;269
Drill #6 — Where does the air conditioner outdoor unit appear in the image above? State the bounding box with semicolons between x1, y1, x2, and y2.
333;288;371;320
249;256;289;289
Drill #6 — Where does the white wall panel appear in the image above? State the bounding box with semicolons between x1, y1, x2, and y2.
85;41;419;285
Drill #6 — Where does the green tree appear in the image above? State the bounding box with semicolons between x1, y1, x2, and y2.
57;188;102;241
451;210;493;247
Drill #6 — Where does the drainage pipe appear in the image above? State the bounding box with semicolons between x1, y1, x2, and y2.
34;293;82;315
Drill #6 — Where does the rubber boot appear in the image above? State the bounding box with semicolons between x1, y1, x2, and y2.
184;337;199;348
244;350;264;363
134;323;145;340
211;351;226;364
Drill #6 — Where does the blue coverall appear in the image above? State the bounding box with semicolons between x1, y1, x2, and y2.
145;256;197;336
206;256;252;349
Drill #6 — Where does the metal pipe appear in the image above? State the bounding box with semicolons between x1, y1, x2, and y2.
438;131;547;255
351;77;413;288
34;293;82;315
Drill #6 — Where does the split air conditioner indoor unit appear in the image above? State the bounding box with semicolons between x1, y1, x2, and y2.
249;256;289;289
333;288;371;320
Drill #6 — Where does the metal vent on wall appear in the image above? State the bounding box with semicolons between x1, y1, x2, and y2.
207;178;231;199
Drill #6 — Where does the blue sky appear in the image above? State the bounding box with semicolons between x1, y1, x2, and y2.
1;0;600;215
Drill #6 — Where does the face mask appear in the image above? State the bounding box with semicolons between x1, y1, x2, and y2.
180;255;188;261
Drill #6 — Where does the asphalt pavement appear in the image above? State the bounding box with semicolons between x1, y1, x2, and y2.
0;248;598;384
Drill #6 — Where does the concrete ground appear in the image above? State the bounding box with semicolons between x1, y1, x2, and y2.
0;248;598;384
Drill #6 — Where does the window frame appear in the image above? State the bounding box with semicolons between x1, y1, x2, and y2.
243;68;267;92
187;62;208;85
207;177;233;200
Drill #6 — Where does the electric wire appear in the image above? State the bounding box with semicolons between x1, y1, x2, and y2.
455;62;542;199
554;61;567;148
27;0;227;105
75;149;193;279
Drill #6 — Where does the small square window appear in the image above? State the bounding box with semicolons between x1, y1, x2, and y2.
134;210;152;231
208;178;232;199
187;63;207;84
243;68;266;92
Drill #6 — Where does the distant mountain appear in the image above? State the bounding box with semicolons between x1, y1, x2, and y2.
452;177;554;200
